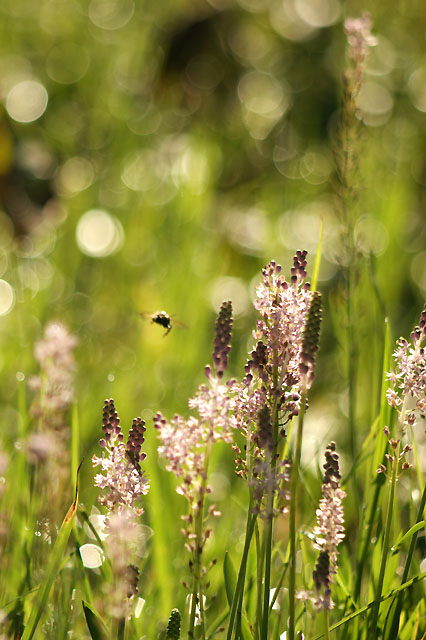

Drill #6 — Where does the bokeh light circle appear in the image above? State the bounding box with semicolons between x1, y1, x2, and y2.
76;209;123;257
46;43;90;85
294;0;340;28
6;81;48;123
88;0;134;30
408;68;426;113
209;277;249;316
57;157;94;195
0;280;15;316
79;544;104;569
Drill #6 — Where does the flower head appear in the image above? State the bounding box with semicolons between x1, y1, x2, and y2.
211;300;233;379
92;399;149;517
29;322;78;415
156;302;234;498
312;442;346;610
386;304;426;427
103;509;141;619
344;13;377;63
166;608;181;640
234;253;314;443
343;12;377;100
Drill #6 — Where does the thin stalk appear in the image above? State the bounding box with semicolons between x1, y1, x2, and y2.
388;483;426;638
369;444;399;637
323;609;330;640
369;395;407;638
288;387;307;640
254;522;263;640
111;617;125;640
347;260;359;518
354;473;385;602
188;441;213;639
229;421;256;640
226;510;257;640
260;363;280;640
260;450;274;640
271;562;288;640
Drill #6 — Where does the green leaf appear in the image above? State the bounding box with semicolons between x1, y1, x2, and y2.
311;219;323;292
240;614;253;640
310;570;426;640
223;552;237;608
82;601;110;640
391;521;426;553
223;552;253;639
21;461;83;640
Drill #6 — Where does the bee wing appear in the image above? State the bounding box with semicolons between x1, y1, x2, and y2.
171;317;187;330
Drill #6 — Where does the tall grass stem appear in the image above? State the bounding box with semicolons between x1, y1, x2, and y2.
288;387;307;640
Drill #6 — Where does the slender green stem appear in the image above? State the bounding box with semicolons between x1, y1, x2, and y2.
117;617;125;640
228;418;257;640
188;441;213;639
254;522;263;640
354;474;384;602
288;387;307;640
347;261;359;518
369;444;399;637
260;445;275;640
323;609;330;640
370;397;407;637
260;508;273;640
260;362;280;640
226;511;257;640
388;482;426;638
111;617;125;640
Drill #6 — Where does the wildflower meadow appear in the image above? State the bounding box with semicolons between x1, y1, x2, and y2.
0;3;425;640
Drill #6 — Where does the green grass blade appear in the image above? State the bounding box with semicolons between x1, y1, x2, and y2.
206;610;229;639
223;551;237;607
222;551;253;639
21;461;82;640
311;219;323;292
387;483;426;639
310;571;426;640
82;601;110;640
71;403;80;494
391;520;426;552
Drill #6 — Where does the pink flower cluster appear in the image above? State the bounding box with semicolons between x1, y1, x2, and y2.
92;400;149;517
29;321;78;414
155;376;234;499
155;302;234;501
248;457;290;519
386;304;426;426
344;13;377;64
312;443;346;610
234;254;313;441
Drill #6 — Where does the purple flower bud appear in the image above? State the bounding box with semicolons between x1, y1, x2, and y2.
212;301;233;378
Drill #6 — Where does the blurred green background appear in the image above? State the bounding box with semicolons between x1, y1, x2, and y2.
0;0;426;632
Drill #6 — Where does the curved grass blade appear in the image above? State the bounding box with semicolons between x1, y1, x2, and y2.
311;219;323;292
21;461;83;640
388;484;426;638
82;601;110;640
223;551;253;640
310;570;426;640
223;551;237;608
391;520;426;554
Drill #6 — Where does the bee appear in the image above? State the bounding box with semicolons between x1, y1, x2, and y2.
140;310;173;336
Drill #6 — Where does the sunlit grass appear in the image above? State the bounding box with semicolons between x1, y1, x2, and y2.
0;3;425;639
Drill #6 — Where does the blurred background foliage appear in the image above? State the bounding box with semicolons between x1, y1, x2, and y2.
0;0;426;633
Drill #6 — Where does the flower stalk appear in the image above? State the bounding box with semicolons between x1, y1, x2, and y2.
288;385;307;640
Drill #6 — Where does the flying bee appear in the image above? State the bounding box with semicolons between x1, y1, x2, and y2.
139;310;183;336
